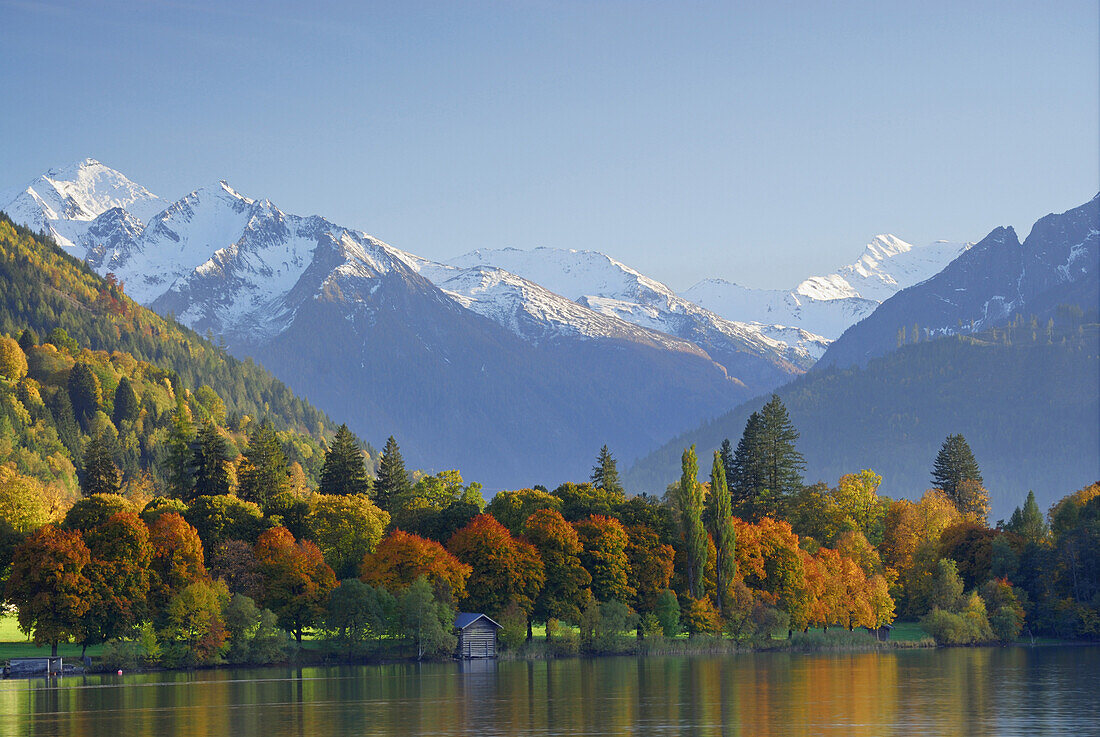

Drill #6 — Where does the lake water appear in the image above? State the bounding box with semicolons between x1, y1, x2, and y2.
1;646;1097;736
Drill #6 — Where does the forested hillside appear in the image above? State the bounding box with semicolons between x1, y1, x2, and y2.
0;215;344;500
625;312;1100;518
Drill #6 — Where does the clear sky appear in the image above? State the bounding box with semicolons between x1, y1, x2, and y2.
1;0;1096;290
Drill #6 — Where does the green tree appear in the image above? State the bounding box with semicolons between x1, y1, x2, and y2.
305;494;390;579
375;436;412;513
590;445;624;496
318;424;372;497
188;421;232;501
67;361;102;429
676;445;707;599
48;389;82;458
164;397;195;500
553;481;625;522
708;450;736;611
111;376;140;426
931;434;983;508
1006;491;1048;543
79;512;152;654
654;589;681;637
398;575;456;660
237;422;289;508
523;508;592;628
757;394;805;514
486;488;562;535
323;579;393;650
184;495;265;551
17;328;38;353
728;411;766;520
80;432;121;497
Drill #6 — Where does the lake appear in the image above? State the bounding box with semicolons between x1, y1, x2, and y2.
1;646;1097;736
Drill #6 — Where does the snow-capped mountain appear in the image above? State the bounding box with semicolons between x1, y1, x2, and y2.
446;246;828;378
818;194;1099;368
684;235;971;339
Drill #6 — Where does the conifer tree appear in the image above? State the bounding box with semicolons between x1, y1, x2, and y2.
48;389;81;459
590;445;624;496
318;424;372;497
238;421;290;508
719;438;735;494
188;421;231;501
1006;491;1048;543
729;411;766;520
708;450;736;612
676;445;707;599
80;432;121;496
67;361;102;429
931;434;983;507
164;396;195;500
17;328;38;353
758;394;805;511
111;376;140;426
375;436;411;513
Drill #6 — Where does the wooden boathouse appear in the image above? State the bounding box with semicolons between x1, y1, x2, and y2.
455;613;502;659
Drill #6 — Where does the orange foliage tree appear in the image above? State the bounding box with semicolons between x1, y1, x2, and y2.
625;524;675;614
523;508;591;627
5;524;92;655
254;526;337;642
147;512;208;619
81;511;153;651
360;529;471;604
448;514;544;620
573;514;635;604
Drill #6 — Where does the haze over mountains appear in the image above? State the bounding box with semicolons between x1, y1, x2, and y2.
3;158;1078;495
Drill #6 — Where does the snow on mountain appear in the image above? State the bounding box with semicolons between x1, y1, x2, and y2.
0;158;164;247
447;247;827;370
684;235;971;339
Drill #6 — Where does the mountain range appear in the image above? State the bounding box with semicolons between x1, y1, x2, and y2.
0;158;1031;490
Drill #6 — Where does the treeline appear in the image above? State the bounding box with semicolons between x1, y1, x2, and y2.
0;215;335;439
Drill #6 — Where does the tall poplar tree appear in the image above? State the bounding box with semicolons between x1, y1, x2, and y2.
238;421;290;508
708;450;736;612
676;445;707;599
931;434;983;506
590;445;624;496
375;436;412;513
319;424;372;497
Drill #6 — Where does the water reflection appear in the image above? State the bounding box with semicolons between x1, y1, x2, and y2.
1;646;1097;736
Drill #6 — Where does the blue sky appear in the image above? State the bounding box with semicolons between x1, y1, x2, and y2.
1;0;1096;290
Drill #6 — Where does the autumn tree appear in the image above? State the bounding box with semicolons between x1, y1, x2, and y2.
5;525;92;655
625;524;675;614
707;450;736;611
0;335;28;381
64;493;136;532
237;421;289;508
184;494;265;551
832;470;889;544
448;514;544;623
78;432;121;497
523;508;592;628
553;481;625;522
161;579;230;666
374;436;412;513
573;514;635;604
931;434;983;510
360;529;471;604
675;446;707;599
80;512;153;653
954;478;991;524
591;445;624;496
147;512;209;619
254;526;337;642
487;488;562;535
305;493;389;578
318;424;372;498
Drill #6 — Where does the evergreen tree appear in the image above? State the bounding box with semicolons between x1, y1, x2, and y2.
719;438;735;495
729;411;766;520
675;445;707;599
708;450;736;612
111;376;140;426
67;361;102;429
375;436;411;513
1006;491;1048;543
757;394;805;514
48;389;81;459
188;421;231;501
80;432;121;496
931;434;983;508
590;445;624;496
17;328;37;353
318;424;372;498
238;421;290;508
164;396;195;500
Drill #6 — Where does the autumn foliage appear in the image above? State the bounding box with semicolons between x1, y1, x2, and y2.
360;529;472;604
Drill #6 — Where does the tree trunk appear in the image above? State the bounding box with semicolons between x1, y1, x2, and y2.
51;642;58;657
527;616;533;642
296;628;303;644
